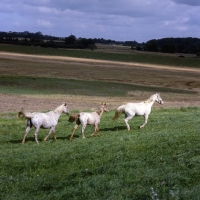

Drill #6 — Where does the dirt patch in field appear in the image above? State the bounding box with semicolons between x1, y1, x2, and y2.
0;52;199;113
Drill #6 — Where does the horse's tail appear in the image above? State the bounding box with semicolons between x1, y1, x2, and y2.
68;113;80;123
112;105;126;120
18;108;34;119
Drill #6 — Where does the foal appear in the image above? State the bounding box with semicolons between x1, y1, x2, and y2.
68;103;109;140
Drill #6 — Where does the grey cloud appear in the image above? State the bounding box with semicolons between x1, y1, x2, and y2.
172;0;200;6
0;0;199;42
9;0;162;18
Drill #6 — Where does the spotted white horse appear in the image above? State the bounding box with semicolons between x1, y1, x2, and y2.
112;93;163;130
68;103;109;140
18;103;69;144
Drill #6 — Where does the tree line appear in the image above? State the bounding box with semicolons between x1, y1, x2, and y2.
144;38;200;55
0;31;200;55
0;31;97;50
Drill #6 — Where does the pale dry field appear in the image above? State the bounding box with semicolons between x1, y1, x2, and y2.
0;51;200;113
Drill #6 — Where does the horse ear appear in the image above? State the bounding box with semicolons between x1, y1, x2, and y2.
64;102;67;106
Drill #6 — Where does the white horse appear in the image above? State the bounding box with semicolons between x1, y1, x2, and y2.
112;93;163;130
18;103;69;144
68;103;109;140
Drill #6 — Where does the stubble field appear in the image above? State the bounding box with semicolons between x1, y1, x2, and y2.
0;46;200;113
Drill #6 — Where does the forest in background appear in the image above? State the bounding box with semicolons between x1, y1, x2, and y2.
0;31;200;55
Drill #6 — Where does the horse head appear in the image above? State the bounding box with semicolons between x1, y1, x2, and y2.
63;103;70;115
54;103;70;115
102;103;109;112
97;103;109;115
155;93;163;105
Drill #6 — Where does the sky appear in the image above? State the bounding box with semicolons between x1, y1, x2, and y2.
0;0;200;43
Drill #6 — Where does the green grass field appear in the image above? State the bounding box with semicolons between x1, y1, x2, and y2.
1;108;200;199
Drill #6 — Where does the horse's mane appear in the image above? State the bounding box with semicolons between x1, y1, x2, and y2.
96;110;102;115
54;103;65;114
96;104;105;115
145;94;156;103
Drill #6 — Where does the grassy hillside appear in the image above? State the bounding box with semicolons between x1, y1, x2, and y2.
0;76;194;97
0;44;200;68
1;107;200;199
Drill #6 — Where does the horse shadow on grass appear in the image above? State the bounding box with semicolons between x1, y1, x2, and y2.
9;134;81;143
57;135;80;141
9;126;127;144
100;126;126;132
10;136;70;144
9;137;36;144
65;126;127;139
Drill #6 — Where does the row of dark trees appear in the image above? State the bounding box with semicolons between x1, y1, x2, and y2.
0;31;58;40
63;35;96;50
144;38;200;55
0;31;97;50
0;31;200;55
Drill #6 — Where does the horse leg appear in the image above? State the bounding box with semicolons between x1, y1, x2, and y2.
44;127;54;141
97;126;100;137
139;115;148;129
69;124;79;140
22;126;31;144
89;124;99;137
124;115;133;131
34;127;40;144
53;130;57;140
81;124;87;139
